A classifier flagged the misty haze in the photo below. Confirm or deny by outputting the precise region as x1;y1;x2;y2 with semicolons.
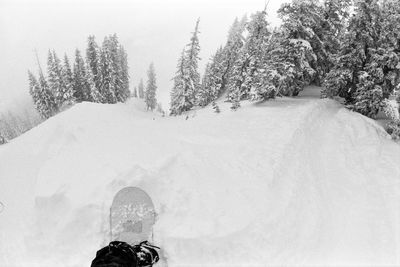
1;0;400;266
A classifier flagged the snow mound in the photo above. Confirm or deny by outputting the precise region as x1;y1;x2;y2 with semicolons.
0;96;399;266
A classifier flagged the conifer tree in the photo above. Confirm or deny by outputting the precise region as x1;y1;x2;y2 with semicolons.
28;70;56;119
170;19;201;115
62;54;75;105
98;36;117;103
220;16;247;94
73;49;92;102
118;45;130;102
196;63;212;107
228;10;271;105
47;50;72;109
323;0;399;118
184;18;201;107
170;49;189;115
138;79;145;99
145;63;157;111
133;87;138;98
86;36;101;94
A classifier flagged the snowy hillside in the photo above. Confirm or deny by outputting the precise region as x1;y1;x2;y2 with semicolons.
0;88;400;266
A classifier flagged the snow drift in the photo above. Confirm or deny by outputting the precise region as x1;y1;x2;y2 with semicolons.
0;91;399;266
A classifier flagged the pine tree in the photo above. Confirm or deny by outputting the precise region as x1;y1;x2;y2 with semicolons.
323;0;399;118
118;45;130;102
133;87;138;98
170;49;189;115
196;63;212;107
98;36;117;103
220;16;247;94
73;49;92;102
138;79;145;99
144;63;157;111
86;35;101;96
228;10;272;105
170;19;201;115
47;50;72;110
28;70;56;119
62;54;75;105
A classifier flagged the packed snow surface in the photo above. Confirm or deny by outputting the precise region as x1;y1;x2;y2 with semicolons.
1;87;400;266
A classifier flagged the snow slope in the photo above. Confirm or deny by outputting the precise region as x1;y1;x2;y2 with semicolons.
0;88;400;266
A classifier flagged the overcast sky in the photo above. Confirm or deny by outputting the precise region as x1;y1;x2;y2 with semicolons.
0;0;288;108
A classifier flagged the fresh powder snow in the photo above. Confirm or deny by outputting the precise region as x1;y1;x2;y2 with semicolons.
0;87;399;266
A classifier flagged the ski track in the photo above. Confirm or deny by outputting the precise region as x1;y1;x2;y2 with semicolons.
0;93;400;266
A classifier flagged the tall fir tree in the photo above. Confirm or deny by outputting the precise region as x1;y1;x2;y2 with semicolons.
323;0;400;118
62;54;75;105
73;49;92;102
86;35;101;100
170;49;189;115
228;10;272;105
98;36;117;103
133;86;138;98
144;63;157;111
47;50;73;110
170;19;201;115
28;70;56;119
138;79;145;99
118;45;130;101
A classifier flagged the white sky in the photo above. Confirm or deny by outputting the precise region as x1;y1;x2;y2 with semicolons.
0;0;288;108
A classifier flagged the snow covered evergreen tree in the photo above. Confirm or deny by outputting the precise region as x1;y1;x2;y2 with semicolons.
170;49;189;115
221;16;247;94
47;50;73;110
138;79;145;99
62;54;75;106
98;36;117;104
197;48;225;107
144;63;157;111
28;70;56;119
323;0;400;118
196;63;212;107
86;35;101;98
118;45;130;102
73;49;92;102
228;10;272;105
133;87;138;98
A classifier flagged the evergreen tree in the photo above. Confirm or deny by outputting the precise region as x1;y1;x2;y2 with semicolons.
228;10;272;105
138;79;145;99
47;50;72;109
145;63;157;111
118;45;130;102
133;87;138;98
196;63;212;107
170;19;201;115
86;35;101;95
98;36;117;103
323;0;400;118
28;70;56;119
220;16;247;94
62;54;75;105
184;18;201;107
170;49;189;115
73;49;92;102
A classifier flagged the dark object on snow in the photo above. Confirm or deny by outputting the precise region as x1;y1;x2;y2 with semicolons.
91;240;160;267
132;241;160;266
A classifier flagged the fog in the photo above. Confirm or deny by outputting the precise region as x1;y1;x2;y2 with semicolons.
0;0;288;109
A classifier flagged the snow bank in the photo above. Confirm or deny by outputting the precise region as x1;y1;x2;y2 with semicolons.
0;95;399;266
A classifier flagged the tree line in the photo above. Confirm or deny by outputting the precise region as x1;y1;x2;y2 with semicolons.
169;0;400;139
28;34;130;119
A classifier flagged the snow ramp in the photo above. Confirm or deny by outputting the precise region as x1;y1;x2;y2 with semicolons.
0;97;399;266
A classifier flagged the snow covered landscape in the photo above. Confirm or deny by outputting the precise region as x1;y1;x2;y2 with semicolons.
1;87;400;266
2;0;400;266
